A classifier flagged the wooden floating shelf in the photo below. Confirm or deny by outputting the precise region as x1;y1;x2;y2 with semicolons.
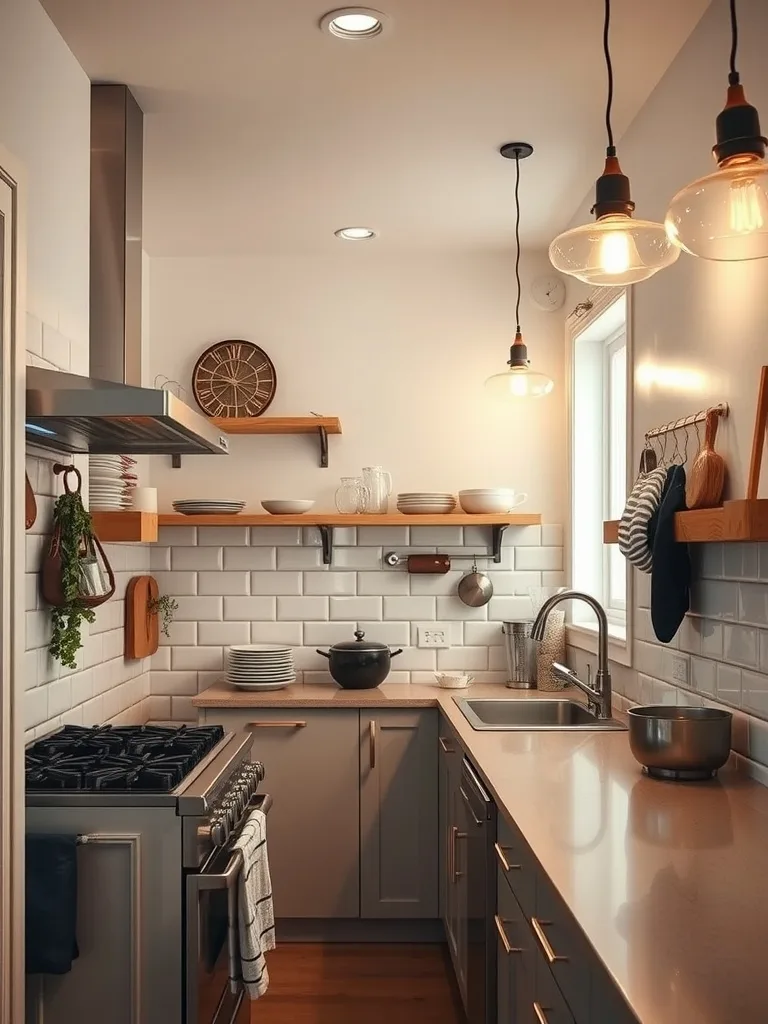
172;415;342;469
604;500;768;545
91;512;159;543
158;512;541;528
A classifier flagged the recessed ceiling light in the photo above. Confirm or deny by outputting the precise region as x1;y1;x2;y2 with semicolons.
320;8;388;40
335;227;377;240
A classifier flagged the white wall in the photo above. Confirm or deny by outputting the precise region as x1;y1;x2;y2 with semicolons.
148;251;566;522
0;0;151;733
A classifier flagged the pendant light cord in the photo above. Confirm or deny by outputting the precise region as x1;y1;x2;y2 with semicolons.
514;150;522;335
603;0;615;156
729;0;739;85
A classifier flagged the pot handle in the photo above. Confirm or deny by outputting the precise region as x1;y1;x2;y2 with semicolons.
316;649;330;659
390;648;404;657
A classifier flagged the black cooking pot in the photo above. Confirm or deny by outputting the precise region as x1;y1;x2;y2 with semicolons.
317;630;403;689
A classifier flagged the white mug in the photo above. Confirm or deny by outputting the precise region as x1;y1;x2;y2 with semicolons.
131;487;157;513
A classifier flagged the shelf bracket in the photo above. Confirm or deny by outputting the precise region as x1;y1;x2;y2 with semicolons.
318;525;334;564
171;454;182;469
491;525;508;563
318;426;329;468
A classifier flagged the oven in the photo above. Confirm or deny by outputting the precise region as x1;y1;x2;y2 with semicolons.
186;792;272;1024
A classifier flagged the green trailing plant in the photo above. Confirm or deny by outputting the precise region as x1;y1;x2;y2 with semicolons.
148;593;179;638
48;491;96;669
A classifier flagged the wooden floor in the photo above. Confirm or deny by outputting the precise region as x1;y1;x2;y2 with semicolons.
252;943;466;1023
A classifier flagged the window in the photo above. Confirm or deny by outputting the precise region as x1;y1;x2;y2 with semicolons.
568;291;631;658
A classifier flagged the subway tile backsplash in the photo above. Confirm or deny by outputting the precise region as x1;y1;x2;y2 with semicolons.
149;524;564;711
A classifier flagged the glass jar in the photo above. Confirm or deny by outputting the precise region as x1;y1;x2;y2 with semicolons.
335;477;368;514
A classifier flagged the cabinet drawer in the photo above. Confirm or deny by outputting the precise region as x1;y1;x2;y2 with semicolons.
495;814;537;918
532;946;575;1024
531;875;591;1024
496;869;535;1022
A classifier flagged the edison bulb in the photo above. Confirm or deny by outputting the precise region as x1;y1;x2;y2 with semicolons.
550;214;679;286
665;154;768;261
484;367;554;400
598;226;633;275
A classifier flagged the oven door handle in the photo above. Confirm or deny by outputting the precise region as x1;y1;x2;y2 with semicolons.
197;793;273;891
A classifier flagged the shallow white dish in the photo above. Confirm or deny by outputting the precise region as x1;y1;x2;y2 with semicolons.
229;680;292;691
458;490;527;514
434;672;474;689
229;644;293;654
397;505;456;515
261;500;315;515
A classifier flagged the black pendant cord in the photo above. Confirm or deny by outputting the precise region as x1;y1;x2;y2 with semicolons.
514;151;522;335
603;0;615;156
729;0;739;85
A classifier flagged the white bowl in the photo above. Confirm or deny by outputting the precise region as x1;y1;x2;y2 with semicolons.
458;490;527;514
434;672;474;689
261;500;315;515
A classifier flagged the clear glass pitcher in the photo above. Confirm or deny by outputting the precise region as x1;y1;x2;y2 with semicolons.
335;477;368;514
362;466;393;514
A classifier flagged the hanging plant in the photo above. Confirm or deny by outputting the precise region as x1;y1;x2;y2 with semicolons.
148;593;179;638
42;465;115;669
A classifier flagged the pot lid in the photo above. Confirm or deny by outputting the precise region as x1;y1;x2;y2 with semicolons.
329;629;389;652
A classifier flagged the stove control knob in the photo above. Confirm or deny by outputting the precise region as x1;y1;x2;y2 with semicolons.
210;818;227;847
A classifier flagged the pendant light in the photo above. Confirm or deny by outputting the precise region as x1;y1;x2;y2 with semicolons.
549;0;679;286
485;143;554;400
665;0;768;262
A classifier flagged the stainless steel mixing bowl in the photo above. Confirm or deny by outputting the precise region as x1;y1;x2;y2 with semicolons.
627;705;732;781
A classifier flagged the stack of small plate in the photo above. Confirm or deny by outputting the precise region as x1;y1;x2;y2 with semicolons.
89;455;137;511
396;492;457;515
226;645;295;691
173;499;246;516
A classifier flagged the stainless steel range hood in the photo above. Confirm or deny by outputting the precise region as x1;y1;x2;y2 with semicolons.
25;84;227;458
26;367;229;456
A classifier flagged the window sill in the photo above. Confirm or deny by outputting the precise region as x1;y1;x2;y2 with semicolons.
566;622;632;668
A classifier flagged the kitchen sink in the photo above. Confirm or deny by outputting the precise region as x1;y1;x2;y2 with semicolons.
455;698;627;732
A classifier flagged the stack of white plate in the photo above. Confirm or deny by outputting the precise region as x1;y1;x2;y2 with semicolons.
396;492;457;515
226;645;295;691
173;500;246;516
89;455;137;511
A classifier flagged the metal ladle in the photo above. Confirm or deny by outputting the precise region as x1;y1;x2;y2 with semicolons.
457;559;494;607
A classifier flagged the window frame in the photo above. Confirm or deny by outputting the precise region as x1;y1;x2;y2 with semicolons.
565;286;633;667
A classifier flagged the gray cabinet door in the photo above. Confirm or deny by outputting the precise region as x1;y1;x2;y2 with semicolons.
439;729;462;962
202;708;360;919
360;709;439;919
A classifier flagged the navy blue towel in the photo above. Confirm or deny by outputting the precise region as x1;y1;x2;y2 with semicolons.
25;834;79;974
651;465;691;644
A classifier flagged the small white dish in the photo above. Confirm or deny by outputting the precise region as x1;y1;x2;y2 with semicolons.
261;500;316;515
434;672;474;689
458;490;527;514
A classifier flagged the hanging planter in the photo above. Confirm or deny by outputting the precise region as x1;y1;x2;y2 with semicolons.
42;464;115;669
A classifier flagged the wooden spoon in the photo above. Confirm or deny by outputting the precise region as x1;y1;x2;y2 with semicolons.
686;411;726;509
25;472;37;530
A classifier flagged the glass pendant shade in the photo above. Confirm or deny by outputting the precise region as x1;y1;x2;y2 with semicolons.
665;154;768;261
550;213;680;286
484;366;554;399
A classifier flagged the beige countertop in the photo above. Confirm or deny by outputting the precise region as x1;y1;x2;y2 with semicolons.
195;681;768;1024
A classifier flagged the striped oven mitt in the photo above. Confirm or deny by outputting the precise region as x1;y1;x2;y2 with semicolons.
617;466;667;573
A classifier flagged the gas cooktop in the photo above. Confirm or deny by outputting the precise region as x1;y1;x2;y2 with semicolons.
25;724;225;793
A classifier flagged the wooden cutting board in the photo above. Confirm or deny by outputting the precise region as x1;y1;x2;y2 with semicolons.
25;473;37;530
125;575;159;659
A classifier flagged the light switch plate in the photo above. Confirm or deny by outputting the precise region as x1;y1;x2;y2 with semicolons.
417;624;452;648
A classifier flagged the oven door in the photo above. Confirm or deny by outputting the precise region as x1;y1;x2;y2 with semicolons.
186;793;272;1024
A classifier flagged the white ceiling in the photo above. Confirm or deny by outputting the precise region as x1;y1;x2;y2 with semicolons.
42;0;710;256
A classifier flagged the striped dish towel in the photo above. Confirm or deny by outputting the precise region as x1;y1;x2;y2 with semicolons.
232;809;275;999
617;466;667;573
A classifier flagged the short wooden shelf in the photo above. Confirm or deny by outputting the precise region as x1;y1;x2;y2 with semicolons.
157;512;542;564
604;500;768;544
172;415;342;469
91;511;159;543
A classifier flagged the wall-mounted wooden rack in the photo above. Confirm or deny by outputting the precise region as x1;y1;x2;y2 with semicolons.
604;500;768;545
157;512;542;564
91;512;159;543
171;416;342;469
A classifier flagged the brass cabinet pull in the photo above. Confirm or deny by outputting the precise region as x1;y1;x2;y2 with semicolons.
448;825;455;883
370;720;377;770
531;917;568;964
453;829;467;882
533;1002;551;1024
494;842;522;872
247;721;306;729
438;736;454;754
494;914;522;955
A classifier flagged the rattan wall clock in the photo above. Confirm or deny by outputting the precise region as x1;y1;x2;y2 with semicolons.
192;340;277;418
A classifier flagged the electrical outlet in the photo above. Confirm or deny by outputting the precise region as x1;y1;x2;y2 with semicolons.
671;655;689;686
417;624;451;648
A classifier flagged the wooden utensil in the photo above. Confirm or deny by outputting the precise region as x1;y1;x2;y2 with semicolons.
25;473;37;530
686;411;726;509
125;575;160;659
747;366;768;500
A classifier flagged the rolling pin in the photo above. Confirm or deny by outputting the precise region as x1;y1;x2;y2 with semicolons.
406;554;451;574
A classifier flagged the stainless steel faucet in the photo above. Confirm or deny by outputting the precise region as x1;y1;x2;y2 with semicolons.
531;590;613;720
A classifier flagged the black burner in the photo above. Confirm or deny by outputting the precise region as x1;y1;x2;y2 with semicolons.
25;725;225;792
